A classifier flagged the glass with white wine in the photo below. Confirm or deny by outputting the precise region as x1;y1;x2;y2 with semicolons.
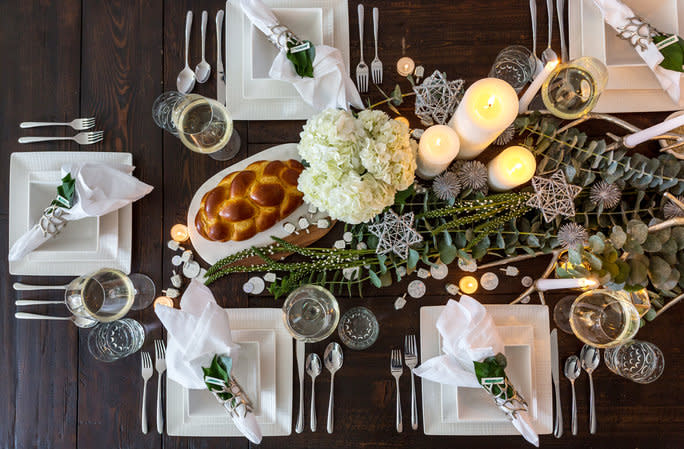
282;285;340;343
541;56;608;119
569;289;641;348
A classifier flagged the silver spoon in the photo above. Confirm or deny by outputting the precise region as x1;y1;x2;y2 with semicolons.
306;353;322;432
529;0;543;75
541;0;559;65
15;312;97;328
194;11;211;83
580;345;600;434
324;342;343;434
556;0;568;62
564;355;581;436
177;11;196;94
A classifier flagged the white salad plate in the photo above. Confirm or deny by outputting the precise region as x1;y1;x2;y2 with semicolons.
420;304;552;436
167;308;293;437
569;0;684;112
225;0;350;120
8;152;132;276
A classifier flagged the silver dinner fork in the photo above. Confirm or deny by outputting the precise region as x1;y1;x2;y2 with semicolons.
370;7;382;85
390;349;403;433
355;4;369;93
20;117;95;130
154;340;167;434
141;352;153;434
404;335;418;431
18;131;104;145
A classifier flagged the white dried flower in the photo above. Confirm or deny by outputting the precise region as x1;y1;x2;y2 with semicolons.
557;222;588;249
432;171;461;200
589;181;621;209
495;124;515;146
663;195;684;219
456;160;488;191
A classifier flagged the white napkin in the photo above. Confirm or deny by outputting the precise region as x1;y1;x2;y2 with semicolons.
8;161;153;261
155;280;262;444
414;296;539;447
239;0;363;111
593;0;681;103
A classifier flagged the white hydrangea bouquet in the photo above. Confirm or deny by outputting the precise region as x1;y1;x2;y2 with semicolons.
297;109;417;224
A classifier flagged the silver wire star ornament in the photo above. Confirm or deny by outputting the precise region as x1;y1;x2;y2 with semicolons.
368;210;423;259
413;70;465;126
527;170;582;222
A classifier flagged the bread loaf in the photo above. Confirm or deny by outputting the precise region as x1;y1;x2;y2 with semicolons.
195;159;305;242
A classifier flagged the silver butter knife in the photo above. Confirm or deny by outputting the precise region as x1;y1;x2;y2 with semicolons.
550;328;563;438
216;10;226;106
295;340;305;433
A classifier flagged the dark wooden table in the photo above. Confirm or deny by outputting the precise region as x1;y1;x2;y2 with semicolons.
2;1;684;448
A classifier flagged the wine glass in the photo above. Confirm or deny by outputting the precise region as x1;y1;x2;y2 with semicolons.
282;285;340;343
569;289;640;348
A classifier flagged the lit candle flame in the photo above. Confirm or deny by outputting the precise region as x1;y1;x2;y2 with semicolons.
485;95;496;109
507;162;523;175
435;137;442;147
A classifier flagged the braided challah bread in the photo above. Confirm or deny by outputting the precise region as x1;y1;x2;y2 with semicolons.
195;159;305;242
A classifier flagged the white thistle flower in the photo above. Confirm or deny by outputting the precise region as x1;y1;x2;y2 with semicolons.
456;161;488;191
663;195;684;219
589;181;621;209
495;124;515;146
557;222;588;249
432;172;461;200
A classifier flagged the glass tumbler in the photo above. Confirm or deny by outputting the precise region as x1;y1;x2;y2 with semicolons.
569;289;641;348
282;285;340;343
338;306;379;350
604;340;665;384
489;45;536;92
541;56;608;119
88;318;145;362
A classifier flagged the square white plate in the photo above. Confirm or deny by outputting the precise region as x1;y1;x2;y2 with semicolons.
8;152;132;275
225;0;350;120
420;304;552;436
167;308;293;437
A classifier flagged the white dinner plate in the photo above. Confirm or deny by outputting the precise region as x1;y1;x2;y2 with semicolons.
8;152;132;275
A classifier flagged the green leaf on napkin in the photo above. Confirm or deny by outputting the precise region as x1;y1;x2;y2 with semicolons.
202;354;234;401
654;33;684;73
286;40;315;78
51;173;76;209
473;354;514;399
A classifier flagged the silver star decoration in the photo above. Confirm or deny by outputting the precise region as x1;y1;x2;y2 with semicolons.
527;170;582;222
413;70;465;126
368;210;423;259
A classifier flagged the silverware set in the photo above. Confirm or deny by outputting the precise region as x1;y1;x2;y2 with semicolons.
298;342;343;433
177;9;218;94
561;342;600;436
390;334;420;433
529;0;566;75
140;340;167;434
355;4;383;93
18;117;103;145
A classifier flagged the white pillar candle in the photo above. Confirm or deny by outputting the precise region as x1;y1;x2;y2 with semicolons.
487;146;537;191
536;278;597;291
416;125;460;179
519;59;559;113
624;112;684;148
448;78;519;160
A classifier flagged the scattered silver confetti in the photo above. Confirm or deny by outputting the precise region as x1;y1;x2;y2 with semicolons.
171;255;183;266
558;222;588;250
414;65;425;81
520;295;531;304
242;281;254;294
170;271;182;288
282;222;296;234
308;203;318;214
408;280;426;298
417;268;430;279
334;240;346;249
431;263;449;280
181;250;193;263
445;283;460;295
367;210;424;260
411;128;425;139
264;272;277;283
298;217;310;231
317;218;330;228
501;266;519;276
394;294;407;310
164;288;180;299
343;231;354;243
248;277;265;294
494;124;515;146
183;260;201;278
167;240;184;251
356;242;368;250
521;276;533;287
343;267;360;280
413;70;465;126
527;170;582;222
396;266;407;277
480;272;499;290
432;171;461;201
589;181;622;209
458;257;478;272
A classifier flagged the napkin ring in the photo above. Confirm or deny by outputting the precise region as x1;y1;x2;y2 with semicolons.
616;17;656;52
267;24;305;53
482;377;529;419
39;207;68;238
210;376;254;419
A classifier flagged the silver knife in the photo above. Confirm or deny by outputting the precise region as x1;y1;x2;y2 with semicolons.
216;10;226;106
296;340;305;433
550;328;563;438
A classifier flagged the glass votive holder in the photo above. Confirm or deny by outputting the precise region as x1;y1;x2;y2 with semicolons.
541;56;608;119
88;318;146;362
338;306;379;350
604;340;665;384
489;45;536;92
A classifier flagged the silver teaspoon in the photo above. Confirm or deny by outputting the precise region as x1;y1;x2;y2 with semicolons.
177;11;196;93
564;355;581;436
541;0;559;65
580;345;600;434
194;11;211;83
306;353;322;432
324;342;343;434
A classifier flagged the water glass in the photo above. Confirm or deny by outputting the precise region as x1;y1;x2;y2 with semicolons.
604;340;665;384
88;318;145;362
541;56;608;119
338;306;379;350
282;285;340;343
489;45;536;92
569;289;640;348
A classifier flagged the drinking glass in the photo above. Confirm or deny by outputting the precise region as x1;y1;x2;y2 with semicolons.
604;340;665;384
152;91;241;161
338;306;379;350
541;56;608;119
88;318;146;362
569;289;640;348
282;285;340;343
489;45;536;92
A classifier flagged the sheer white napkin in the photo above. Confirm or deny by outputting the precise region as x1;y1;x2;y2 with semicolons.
239;0;363;111
414;296;539;446
155;280;262;444
8;161;153;261
593;0;681;103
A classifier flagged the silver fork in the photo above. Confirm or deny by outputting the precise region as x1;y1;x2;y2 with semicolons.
154;340;167;434
18;131;104;145
370;7;382;85
141;352;153;434
20;117;95;130
390;349;403;433
404;335;418;431
355;4;369;93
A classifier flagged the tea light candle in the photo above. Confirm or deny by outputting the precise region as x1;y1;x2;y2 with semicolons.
416;125;460;179
487;146;537;191
394;116;410;127
397;57;415;77
459;276;479;294
170;224;189;242
448;78;519;159
518;59;559;113
624;113;684;148
154;296;175;308
535;278;597;291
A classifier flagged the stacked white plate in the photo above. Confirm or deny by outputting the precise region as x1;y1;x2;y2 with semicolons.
8;152;132;276
420;304;553;435
166;308;293;437
569;0;684;112
225;0;350;120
